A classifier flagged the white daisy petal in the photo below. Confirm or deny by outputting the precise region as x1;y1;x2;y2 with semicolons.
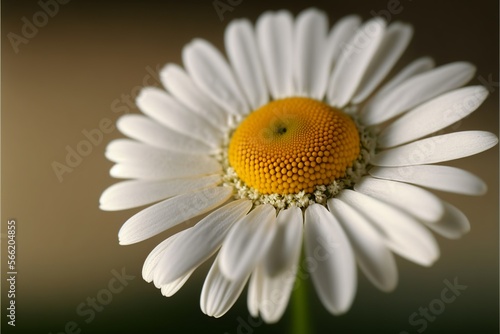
328;199;398;292
225;19;268;110
201;255;250;318
255;207;303;323
369;165;487;196
374;56;435;98
324;15;362;65
109;161;220;180
259;264;298;323
117;114;212;154
100;175;222;211
118;186;232;245
362;62;476;125
309;15;361;99
142;233;181;283
137;87;222;146
327;17;386;108
152;200;252;286
264;207;303;277
256;10;294;99
294;8;328;98
105;139;198;163
105;139;153;163
304;204;356;315
160;64;228;127
160;270;194;297
106;140;221;180
378;86;489;148
354;176;444;223
372;131;498;166
338;190;439;266
352;22;413;104
424;202;470;239
219;204;277;281
247;266;264;318
183;39;250;116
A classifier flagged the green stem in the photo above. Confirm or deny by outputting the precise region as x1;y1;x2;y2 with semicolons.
291;268;313;334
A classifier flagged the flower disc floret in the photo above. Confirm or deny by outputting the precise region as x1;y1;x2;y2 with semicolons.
228;97;360;195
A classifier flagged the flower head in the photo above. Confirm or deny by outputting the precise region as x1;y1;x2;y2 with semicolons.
100;8;498;323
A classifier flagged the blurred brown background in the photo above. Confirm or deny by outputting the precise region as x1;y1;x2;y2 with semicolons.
2;0;498;333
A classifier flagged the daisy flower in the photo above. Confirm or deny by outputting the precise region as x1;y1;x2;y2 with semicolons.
100;8;498;323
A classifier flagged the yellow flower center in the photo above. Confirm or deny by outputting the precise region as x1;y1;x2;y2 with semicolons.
228;97;360;195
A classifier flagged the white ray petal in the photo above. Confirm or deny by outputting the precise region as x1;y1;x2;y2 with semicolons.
260;263;299;324
369;165;487;196
247;266;264;318
117;114;212;154
142;233;181;283
257;207;303;323
200;255;250;318
424;202;470;239
105;139;201;163
118;186;232;245
324;15;362;67
328;199;398;292
338;189;439;266
136;87;222;146
311;15;361;99
219;205;277;281
152;200;252;286
354;177;444;222
378;86;489;147
304;204;356;315
160;270;194;297
362;62;476;126
100;175;221;211
183;39;250;116
327;17;386;108
160;63;228;127
294;8;328;98
225;19;268;110
256;10;294;99
106;139;221;180
373;56;435;99
109;161;220;180
264;207;303;277
352;22;413;104
372;131;498;167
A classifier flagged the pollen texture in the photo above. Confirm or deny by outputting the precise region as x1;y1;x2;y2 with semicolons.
228;97;360;195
